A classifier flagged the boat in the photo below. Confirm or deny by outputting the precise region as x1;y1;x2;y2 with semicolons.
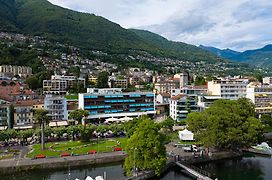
249;142;272;156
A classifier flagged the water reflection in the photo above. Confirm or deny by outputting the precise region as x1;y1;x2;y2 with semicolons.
197;155;272;180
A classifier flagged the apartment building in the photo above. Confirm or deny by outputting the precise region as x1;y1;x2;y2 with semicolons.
171;85;208;97
154;80;180;94
44;95;68;121
43;75;85;95
14;105;34;129
79;88;156;120
0;99;10;129
263;77;272;85
246;82;272;115
169;94;199;121
208;78;249;100
197;95;222;111
0;65;32;78
108;77;128;89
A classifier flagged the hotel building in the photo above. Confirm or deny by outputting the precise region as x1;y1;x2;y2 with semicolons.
78;88;156;120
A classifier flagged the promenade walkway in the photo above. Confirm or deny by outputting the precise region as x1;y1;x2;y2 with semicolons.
0;151;126;175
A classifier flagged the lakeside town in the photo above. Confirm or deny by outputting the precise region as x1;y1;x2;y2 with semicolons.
0;61;272;179
1;0;272;179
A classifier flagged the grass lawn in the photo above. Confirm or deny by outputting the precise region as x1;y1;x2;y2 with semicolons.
27;137;127;158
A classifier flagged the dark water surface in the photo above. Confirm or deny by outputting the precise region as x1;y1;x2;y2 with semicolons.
197;155;272;180
2;155;272;180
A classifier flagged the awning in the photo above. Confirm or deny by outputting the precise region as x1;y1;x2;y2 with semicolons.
118;116;133;122
49;121;68;127
105;117;119;123
14;125;33;130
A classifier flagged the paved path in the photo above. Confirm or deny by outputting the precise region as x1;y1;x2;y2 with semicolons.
0;151;126;168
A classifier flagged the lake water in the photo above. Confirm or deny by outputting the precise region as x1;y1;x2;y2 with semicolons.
2;155;272;180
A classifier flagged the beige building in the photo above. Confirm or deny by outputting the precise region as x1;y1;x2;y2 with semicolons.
208;78;249;100
0;65;32;78
246;82;272;115
14;105;34;129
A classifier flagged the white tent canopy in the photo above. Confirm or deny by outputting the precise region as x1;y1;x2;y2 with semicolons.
85;176;94;180
179;129;194;141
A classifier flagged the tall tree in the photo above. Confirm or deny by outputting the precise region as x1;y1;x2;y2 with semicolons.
124;118;166;176
96;71;109;88
69;109;89;125
187;98;263;149
33;109;50;150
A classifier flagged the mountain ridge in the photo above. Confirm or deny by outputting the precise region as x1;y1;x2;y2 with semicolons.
0;0;225;63
199;44;272;66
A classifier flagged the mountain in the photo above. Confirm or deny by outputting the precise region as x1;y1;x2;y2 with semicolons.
0;0;224;63
200;44;272;66
199;45;241;61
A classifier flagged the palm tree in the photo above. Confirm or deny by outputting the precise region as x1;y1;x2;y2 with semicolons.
33;109;50;150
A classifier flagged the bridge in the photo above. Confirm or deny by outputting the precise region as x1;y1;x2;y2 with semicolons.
176;161;215;180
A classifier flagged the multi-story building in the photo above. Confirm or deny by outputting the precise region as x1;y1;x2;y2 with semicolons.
169;94;199;121
208;78;249;100
0;99;10;129
263;77;272;85
156;93;171;104
171;85;208;97
43;75;85;95
0;65;32;78
154;80;180;94
14;105;34;129
197;95;222;111
44;95;68;121
174;72;189;88
246;82;272;115
78;88;156;120
108;77;128;89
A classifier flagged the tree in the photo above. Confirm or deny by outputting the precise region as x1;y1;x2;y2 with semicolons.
25;75;39;90
194;76;206;86
124;118;166;176
96;71;109;88
33;109;50;150
187;98;263;149
69;109;89;124
260;114;272;127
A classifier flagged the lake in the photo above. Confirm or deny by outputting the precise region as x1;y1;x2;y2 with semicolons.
2;154;272;180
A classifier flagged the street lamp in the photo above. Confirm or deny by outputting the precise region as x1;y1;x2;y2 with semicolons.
133;148;137;177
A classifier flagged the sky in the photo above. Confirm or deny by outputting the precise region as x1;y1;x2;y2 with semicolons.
48;0;272;51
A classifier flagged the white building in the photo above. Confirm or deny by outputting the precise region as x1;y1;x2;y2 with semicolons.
171;85;208;97
79;88;156;121
263;77;272;85
246;82;272;115
208;78;249;100
43;75;85;95
170;94;199;121
44;95;68;121
197;95;222;111
156;93;171;104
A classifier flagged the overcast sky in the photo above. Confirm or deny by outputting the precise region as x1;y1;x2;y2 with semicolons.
48;0;272;51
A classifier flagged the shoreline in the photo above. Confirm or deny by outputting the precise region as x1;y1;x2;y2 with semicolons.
0;151;126;175
0;150;243;178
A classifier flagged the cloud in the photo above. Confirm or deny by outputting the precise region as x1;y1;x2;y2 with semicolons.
48;0;272;51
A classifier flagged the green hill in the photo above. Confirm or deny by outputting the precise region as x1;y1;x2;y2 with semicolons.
0;0;224;63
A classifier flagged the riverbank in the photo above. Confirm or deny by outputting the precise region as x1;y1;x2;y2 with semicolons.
0;151;126;175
